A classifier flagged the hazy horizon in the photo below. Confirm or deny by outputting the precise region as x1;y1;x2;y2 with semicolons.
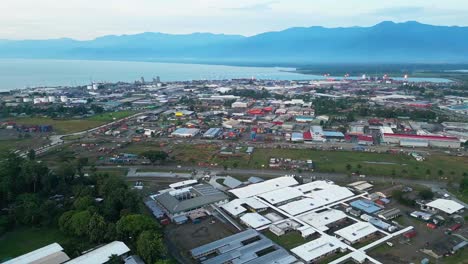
2;0;468;40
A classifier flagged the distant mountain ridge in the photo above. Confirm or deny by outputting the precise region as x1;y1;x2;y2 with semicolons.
1;21;468;64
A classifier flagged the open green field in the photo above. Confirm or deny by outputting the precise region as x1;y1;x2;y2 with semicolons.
0;139;31;152
12;111;138;134
263;231;313;249
86;110;136;122
0;227;68;261
118;142;468;180
14;117;105;134
444;249;468;264
250;148;468;180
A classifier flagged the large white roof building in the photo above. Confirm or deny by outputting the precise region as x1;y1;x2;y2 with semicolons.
299;209;348;232
229;176;298;199
291;236;347;263
66;241;130;264
425;199;465;215
258;187;303;205
334;222;379;245
240;213;272;229
221;198;268;217
3;243;70;264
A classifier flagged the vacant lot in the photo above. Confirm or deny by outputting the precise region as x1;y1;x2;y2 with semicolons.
250;148;468;180
0;227;68;261
114;142;468;181
12;111;137;134
86;110;136;122
14;117;105;134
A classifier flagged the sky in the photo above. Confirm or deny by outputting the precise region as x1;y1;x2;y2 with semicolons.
1;0;468;40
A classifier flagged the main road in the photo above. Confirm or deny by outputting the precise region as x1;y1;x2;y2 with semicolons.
95;164;467;208
18;111;150;158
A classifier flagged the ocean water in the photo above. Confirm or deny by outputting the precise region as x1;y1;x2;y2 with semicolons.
0;59;451;91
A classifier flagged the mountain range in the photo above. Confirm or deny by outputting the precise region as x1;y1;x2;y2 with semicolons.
1;21;468;65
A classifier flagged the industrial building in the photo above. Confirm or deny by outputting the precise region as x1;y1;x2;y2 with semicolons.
154;183;228;220
229;176;299;199
350;199;382;214
3;243;70;264
334;222;380;245
240;213;272;228
310;126;326;142
66;241;130;264
382;133;461;148
190;229;297;264
347;181;374;192
377;208;402;221
221;197;269;217
423;199;465;215
299;209;348;232
202;128;223;138
170;128;200;138
279;182;354;216
291;236;347;263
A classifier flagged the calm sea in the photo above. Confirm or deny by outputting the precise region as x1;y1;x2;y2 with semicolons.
0;59;451;91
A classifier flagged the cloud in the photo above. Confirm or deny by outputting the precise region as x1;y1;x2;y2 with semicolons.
224;1;279;12
371;6;426;16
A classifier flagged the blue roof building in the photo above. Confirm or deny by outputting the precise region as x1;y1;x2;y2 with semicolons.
350;199;382;214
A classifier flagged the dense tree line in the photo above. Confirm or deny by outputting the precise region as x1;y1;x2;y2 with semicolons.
0;152;170;263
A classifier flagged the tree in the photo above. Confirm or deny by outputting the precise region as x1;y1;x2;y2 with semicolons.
73;196;94;211
141;151;168;165
419;189;435;200
69;210;92;237
460;177;468;194
87;213;107;243
137;231;168;264
106;254;123;264
116;214;158;244
345;164;352;171
59;210;76;235
27;149;36;161
14;193;41;225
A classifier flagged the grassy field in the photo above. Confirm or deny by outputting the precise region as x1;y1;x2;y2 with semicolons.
263;231;313;249
14;117;105;134
0;227;68;261
444;249;468;264
118;142;468;180
12;111;137;134
86;110;136;122
249;148;468;180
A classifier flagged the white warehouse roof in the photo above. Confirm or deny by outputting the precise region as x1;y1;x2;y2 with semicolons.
229;176;298;199
299;209;348;232
426;199;464;214
258;187;303;205
66;241;130;264
280;185;354;216
221;198;268;217
334;222;379;244
3;243;69;264
240;213;272;229
291;236;347;263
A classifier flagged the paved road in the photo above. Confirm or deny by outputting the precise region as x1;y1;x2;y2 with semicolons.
19;111;148;158
127;167;192;179
96;164;452;191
